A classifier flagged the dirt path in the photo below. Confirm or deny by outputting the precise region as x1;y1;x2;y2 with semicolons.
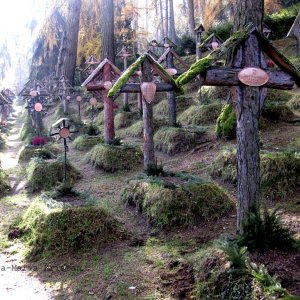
0;102;53;299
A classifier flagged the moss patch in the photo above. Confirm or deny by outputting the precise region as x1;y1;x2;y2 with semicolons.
287;94;300;111
266;89;293;103
210;150;300;200
86;144;143;172
121;173;233;227
0;168;10;195
72;135;103;151
114;111;140;129
18;197;125;259
27;159;81;191
154;126;208;155
262;102;295;122
215;104;236;139
178;103;223;126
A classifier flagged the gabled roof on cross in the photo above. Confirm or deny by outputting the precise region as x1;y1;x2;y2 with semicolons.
85;55;99;65
157;47;189;70
287;11;300;38
107;53;182;98
82;58;122;87
199;33;223;51
158;37;177;48
195;24;205;32
177;28;300;87
0;91;10;105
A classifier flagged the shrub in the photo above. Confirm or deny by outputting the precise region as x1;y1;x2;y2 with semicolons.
85;123;99;136
72;135;103;151
0;168;10;195
215;104;236;139
287;94;300;111
176;34;196;56
210;150;300;200
27;158;81;191
18;197;125;258
85;144;143;172
121;173;233;227
154;126;207;155
265;89;293;103
206;21;233;41
178;103;223;126
262;103;295;122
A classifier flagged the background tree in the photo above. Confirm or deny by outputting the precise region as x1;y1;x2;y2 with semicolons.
187;0;196;36
99;0;115;62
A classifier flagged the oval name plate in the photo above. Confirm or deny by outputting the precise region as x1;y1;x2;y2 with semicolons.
34;103;43;112
141;82;157;104
59;127;70;139
238;67;269;87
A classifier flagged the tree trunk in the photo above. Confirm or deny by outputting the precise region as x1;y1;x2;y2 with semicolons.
56;31;66;78
187;0;196;36
99;0;115;62
232;0;264;233
103;63;115;143
166;50;176;126
63;0;81;85
123;57;129;107
165;0;169;37
159;0;165;38
169;0;177;42
142;59;155;169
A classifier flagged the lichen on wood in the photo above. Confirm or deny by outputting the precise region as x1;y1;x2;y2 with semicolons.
107;55;146;98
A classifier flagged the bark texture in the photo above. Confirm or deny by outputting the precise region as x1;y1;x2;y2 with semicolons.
187;0;195;36
233;0;264;233
142;59;155;168
63;0;81;84
99;0;115;62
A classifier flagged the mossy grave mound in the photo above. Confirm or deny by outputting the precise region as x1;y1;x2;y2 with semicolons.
120;118;169;138
72;134;103;151
121;172;233;227
153;96;195;119
19;143;62;161
115;110;140;129
178;103;223;126
27;158;81;191
287;94;300;111
0;168;10;195
18;197;125;259
86;144;143;172
210;150;300;200
154;126;208;155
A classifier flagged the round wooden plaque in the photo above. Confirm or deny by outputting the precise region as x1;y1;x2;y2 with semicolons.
166;68;178;76
76;96;82;102
238;67;269;87
59;127;70;139
89;97;97;106
66;96;71;100
34;103;43;112
104;81;113;90
30;90;38;97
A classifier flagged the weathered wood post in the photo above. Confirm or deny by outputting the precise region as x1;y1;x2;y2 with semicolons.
141;59;155;167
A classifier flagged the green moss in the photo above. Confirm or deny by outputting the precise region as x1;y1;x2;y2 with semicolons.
215;104;237;139
18;197;124;259
114;111;140;129
85;144;143;172
178;103;223;125
266;89;293;103
262;102;295;122
121;173;233;227
96;111;104;125
108;55;146;98
27;158;81;191
154;126;207;155
19;143;62;161
176;55;213;86
72;135;103;151
0;168;10;195
210;150;300;200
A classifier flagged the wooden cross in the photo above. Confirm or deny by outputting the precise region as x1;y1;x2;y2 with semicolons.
82;59;122;143
176;27;300;230
198;33;223;60
107;54;181;168
194;24;205;61
84;55;100;75
117;47;134;108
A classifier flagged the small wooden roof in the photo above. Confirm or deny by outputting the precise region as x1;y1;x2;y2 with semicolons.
287;11;300;39
158;37;177;48
85;55;100;65
148;39;159;47
116;47;133;57
199;33;223;51
107;53;182;98
195;24;205;32
157;47;189;70
82;58;122;87
176;28;300;87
